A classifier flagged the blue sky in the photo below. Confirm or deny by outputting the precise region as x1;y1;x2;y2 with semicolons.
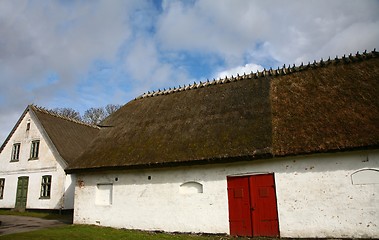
1;0;379;143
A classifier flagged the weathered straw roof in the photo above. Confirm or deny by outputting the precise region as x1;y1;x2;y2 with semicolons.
67;50;379;172
31;105;101;164
0;105;100;165
271;53;379;156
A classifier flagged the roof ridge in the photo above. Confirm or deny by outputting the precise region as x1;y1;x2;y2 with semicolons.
29;104;100;129
135;48;378;100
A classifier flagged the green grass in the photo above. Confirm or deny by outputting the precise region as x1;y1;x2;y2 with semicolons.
0;210;56;218
0;210;261;239
0;224;252;240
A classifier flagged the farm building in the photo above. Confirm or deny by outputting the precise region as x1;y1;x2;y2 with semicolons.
67;50;379;238
0;105;99;212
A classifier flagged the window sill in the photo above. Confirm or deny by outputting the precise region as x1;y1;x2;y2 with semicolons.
28;158;39;161
10;160;19;162
39;197;50;200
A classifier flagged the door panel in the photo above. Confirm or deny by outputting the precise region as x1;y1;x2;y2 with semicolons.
15;176;29;211
227;174;279;237
250;174;279;237
227;176;252;236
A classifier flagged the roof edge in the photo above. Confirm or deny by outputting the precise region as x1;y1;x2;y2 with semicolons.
30;104;100;129
28;105;69;168
66;153;273;174
0;106;29;154
273;144;379;159
135;49;378;100
66;144;379;174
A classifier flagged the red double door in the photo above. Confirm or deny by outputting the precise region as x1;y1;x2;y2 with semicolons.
227;174;279;237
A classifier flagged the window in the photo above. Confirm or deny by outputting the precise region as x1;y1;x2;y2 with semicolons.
26;119;30;131
30;140;40;160
11;143;21;161
0;178;4;199
40;175;52;199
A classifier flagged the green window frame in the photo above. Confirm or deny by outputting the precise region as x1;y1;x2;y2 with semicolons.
29;140;40;160
40;175;51;199
11;143;21;162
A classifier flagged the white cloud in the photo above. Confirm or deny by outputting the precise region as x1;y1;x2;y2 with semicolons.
125;39;161;82
157;0;269;66
0;0;146;97
156;0;379;67
0;0;145;143
0;0;378;144
215;63;264;79
124;37;189;94
258;1;379;65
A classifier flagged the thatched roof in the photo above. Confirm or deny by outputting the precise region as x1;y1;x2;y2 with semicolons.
67;50;379;172
271;54;379;156
0;105;100;165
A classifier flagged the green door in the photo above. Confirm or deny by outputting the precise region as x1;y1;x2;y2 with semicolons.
15;176;29;211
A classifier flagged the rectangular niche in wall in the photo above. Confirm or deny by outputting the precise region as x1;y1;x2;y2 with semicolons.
96;183;113;205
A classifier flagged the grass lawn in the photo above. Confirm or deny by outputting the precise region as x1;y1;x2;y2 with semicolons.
0;224;246;240
0;210;256;239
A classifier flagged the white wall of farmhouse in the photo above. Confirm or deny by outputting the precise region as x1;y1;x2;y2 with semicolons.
0;111;74;210
74;150;379;238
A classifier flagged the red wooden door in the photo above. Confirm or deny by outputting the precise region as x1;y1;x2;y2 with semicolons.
227;176;252;236
227;174;279;237
249;174;279;237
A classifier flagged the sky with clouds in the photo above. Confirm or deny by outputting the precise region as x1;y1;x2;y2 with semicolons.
0;0;378;144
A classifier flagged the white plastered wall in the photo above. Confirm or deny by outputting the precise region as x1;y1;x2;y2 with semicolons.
0;111;74;209
74;150;379;238
63;173;76;209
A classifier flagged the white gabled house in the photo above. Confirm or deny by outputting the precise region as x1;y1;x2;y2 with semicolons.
68;51;379;238
0;105;99;212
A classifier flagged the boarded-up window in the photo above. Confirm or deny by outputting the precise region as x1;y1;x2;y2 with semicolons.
96;184;113;205
351;169;379;185
179;181;203;194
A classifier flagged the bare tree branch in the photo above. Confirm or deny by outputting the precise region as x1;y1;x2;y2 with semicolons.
83;107;106;125
51;108;82;121
105;104;121;115
49;104;121;125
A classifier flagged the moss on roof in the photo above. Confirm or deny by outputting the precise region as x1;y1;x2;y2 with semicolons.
271;57;379;156
69;76;272;170
68;51;379;172
0;105;100;166
31;106;100;164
